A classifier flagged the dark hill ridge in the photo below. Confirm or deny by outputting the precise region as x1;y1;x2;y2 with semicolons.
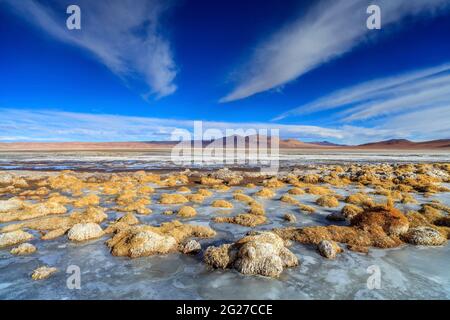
356;139;450;149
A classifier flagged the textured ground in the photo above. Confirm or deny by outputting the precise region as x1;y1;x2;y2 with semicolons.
0;163;449;299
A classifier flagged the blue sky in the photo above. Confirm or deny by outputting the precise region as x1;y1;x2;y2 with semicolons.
1;0;450;144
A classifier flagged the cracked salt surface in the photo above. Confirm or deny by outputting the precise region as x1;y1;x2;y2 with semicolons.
0;183;449;299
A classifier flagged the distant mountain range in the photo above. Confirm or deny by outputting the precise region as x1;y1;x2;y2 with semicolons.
0;137;449;151
356;139;450;149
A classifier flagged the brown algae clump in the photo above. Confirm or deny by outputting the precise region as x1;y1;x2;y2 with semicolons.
255;188;275;198
305;186;332;195
213;213;267;227
316;195;339;208
288;188;305;195
211;200;233;208
280;194;300;205
177;206;197;218
159;193;189;204
107;220;216;258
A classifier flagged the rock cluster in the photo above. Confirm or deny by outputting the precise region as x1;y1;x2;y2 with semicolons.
0;230;34;248
10;243;37;255
204;231;298;278
67;223;104;241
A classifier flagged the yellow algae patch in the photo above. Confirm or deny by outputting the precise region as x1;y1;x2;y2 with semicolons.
115;198;151;215
106;220;216;258
316;196;339;208
178;206;197;218
233;193;254;204
263;178;285;188
117;213;140;225
19;187;50;199
41;228;69;240
104;213;140;235
133;171;161;184
137;185;155;195
255;188;275;198
305;186;332;195
186;194;205;203
302;174;321;184
280;194;300;205
212;184;230;192
211;200;234;208
425;202;450;214
197;189;213;197
177;186;191;193
159;193;189;204
341;204;364;220
48;173;84;194
47;193;72;205
162;174;189;187
227;177;243;186
213;214;267;227
401;193;418;204
0;200;67;223
248;202;265;215
2;206;107;240
115;190;137;206
288;188;305;195
345;192;374;206
73;194;100;208
298;203;316;214
200;177;223;185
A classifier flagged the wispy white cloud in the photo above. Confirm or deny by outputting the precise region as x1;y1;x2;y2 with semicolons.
0;108;448;144
378;105;450;140
275;63;450;121
220;0;450;103
2;0;177;99
0;108;344;142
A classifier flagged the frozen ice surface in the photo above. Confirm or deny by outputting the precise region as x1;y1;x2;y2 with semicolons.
0;183;449;300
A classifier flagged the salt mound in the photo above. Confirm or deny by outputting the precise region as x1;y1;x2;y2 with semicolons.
68;223;104;241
